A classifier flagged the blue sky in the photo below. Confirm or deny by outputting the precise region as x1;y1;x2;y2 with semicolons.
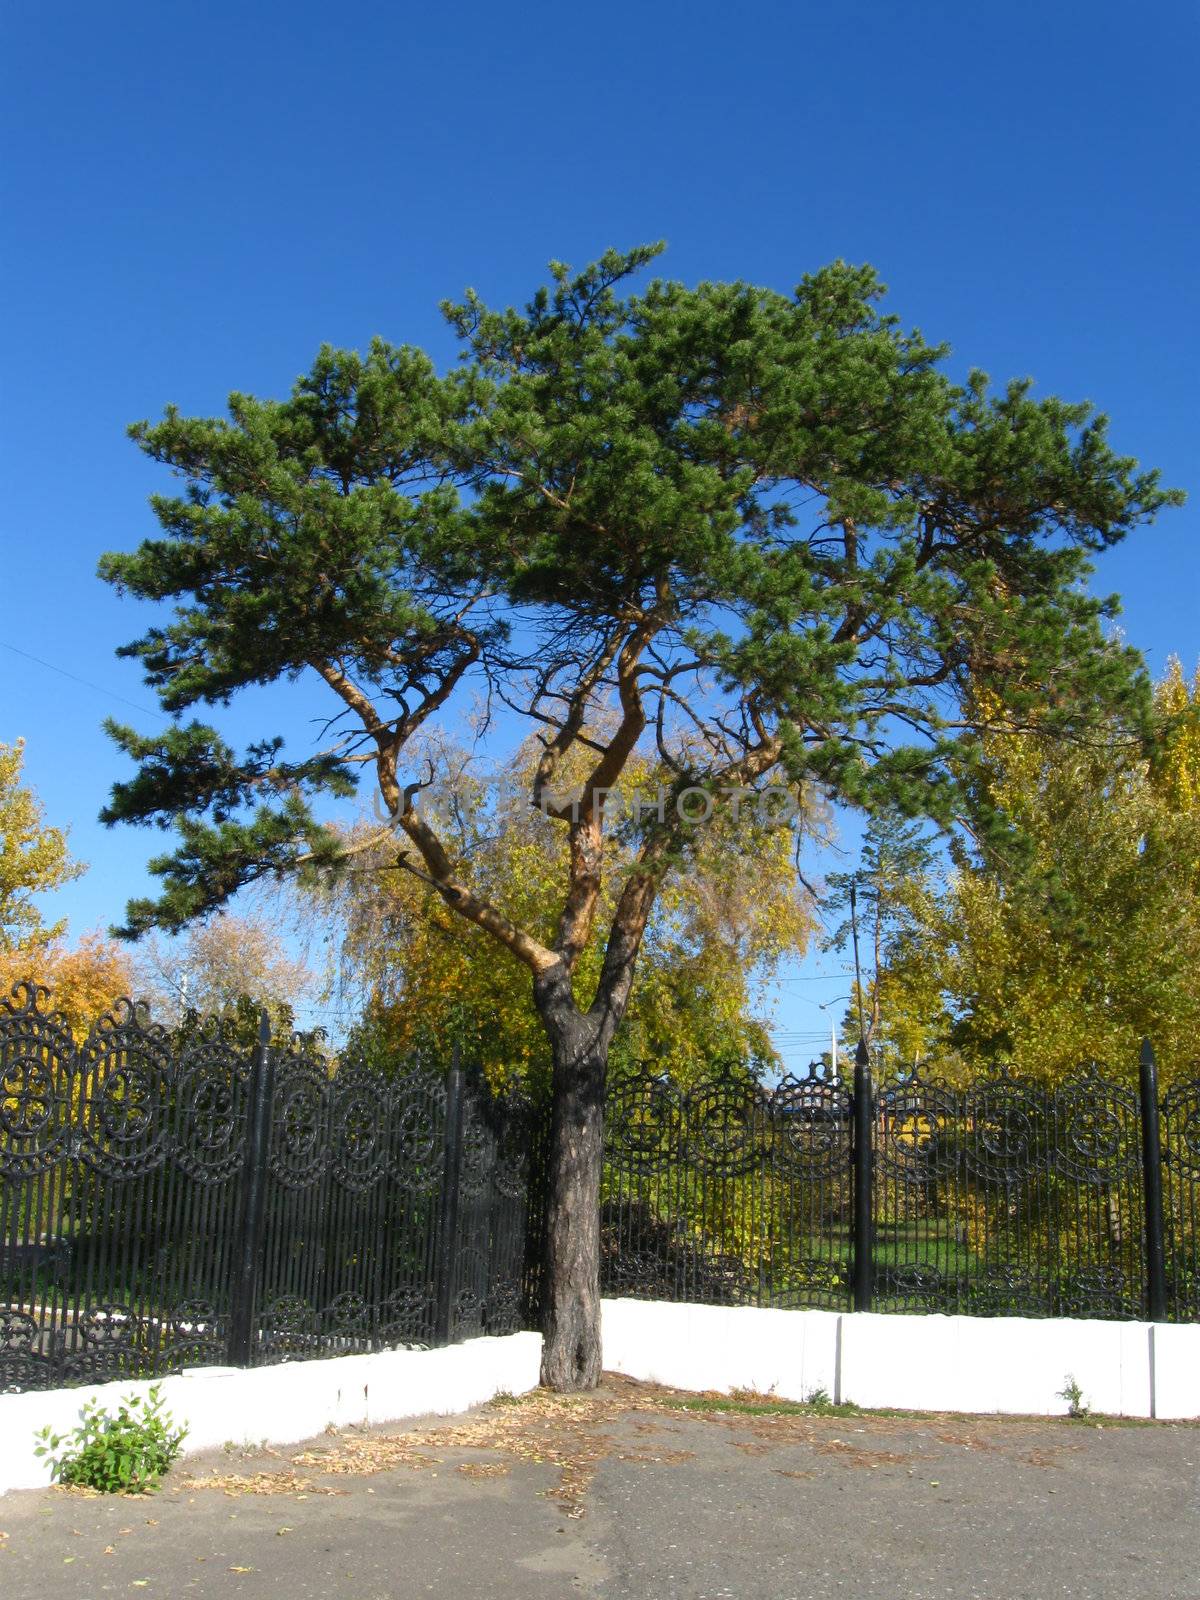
2;1;1197;1057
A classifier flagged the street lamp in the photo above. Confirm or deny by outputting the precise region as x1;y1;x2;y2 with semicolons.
817;994;853;1081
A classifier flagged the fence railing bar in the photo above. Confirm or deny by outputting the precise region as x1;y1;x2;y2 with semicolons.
226;1008;274;1367
1139;1037;1168;1323
851;1038;874;1314
433;1045;465;1347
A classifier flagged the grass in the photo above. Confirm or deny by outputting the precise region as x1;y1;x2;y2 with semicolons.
648;1388;1175;1428
656;1390;865;1419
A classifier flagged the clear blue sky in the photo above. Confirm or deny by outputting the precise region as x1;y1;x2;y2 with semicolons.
2;1;1197;1055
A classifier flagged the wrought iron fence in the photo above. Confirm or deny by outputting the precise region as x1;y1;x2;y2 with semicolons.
597;1049;1200;1324
0;983;531;1393
600;1064;852;1309
7;977;1200;1398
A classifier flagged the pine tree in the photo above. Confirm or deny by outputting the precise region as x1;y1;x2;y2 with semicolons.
99;248;1181;1385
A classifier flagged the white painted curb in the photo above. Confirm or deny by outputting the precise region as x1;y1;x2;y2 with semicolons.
600;1298;1200;1421
0;1331;542;1496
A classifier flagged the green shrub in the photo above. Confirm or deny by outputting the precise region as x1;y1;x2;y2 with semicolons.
1057;1374;1090;1420
35;1385;186;1493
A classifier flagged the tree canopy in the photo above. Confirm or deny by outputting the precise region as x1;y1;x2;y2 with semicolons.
0;930;136;1042
101;248;1178;967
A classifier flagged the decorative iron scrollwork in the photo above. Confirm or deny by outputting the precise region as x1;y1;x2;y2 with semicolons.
388;1077;445;1192
78;1001;172;1178
964;1077;1048;1185
9;976;1197;1396
1055;1067;1139;1183
877;1071;960;1181
965;1265;1042;1317
458;1098;493;1199
605;1067;682;1172
0;980;74;1178
0;1307;42;1391
485;1277;522;1335
322;1291;371;1342
769;1070;851;1174
1163;1083;1200;1177
259;1294;320;1356
876;1261;947;1310
175;1030;246;1183
330;1063;389;1191
159;1300;224;1369
770;1259;849;1308
77;1303;142;1348
685;1070;764;1177
452;1246;488;1339
378;1285;431;1345
1;983;542;1391
1057;1265;1137;1321
493;1098;532;1198
270;1042;330;1188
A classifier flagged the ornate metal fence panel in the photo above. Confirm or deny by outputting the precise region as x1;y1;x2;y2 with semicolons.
0;984;533;1393
599;1062;852;1310
436;1074;532;1343
1;985;249;1391
1162;1079;1200;1321
250;1034;448;1363
873;1065;1145;1318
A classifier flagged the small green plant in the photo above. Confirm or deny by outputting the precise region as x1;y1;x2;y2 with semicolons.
35;1385;186;1493
1058;1374;1090;1419
804;1385;838;1414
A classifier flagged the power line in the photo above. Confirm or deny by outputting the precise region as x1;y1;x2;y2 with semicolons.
0;639;166;720
756;974;853;984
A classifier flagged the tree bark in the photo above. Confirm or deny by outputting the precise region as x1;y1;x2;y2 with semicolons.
535;974;609;1391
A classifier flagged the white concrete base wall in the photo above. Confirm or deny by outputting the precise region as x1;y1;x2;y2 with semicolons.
0;1331;541;1497
600;1298;841;1403
600;1298;1200;1422
5;1305;1196;1495
1152;1323;1200;1420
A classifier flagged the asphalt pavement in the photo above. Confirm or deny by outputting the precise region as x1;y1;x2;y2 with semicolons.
1;1377;1196;1600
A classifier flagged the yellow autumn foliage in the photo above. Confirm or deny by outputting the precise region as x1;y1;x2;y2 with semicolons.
876;663;1200;1087
320;738;819;1091
0;930;136;1042
0;738;83;960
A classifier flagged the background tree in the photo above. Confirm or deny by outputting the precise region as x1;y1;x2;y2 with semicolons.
320;734;818;1091
822;811;944;1074
868;662;1200;1084
0;930;135;1041
1153;655;1200;816
0;738;83;961
134;909;314;1038
99;247;1179;1387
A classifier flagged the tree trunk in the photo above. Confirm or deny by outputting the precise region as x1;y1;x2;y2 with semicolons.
536;978;608;1391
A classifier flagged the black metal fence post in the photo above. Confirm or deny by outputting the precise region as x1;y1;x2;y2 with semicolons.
1139;1037;1168;1322
227;1009;274;1367
433;1046;465;1346
851;1037;874;1314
